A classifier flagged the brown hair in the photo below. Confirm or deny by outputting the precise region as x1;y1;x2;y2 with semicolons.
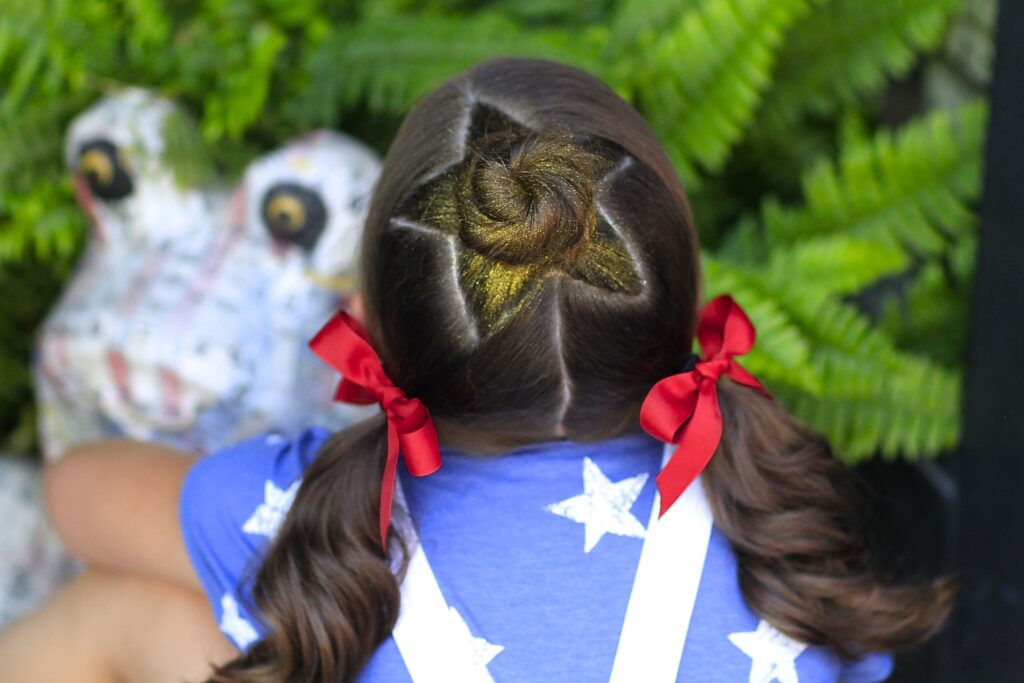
210;58;952;681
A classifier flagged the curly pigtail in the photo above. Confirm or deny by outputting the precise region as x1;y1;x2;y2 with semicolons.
209;415;407;683
705;380;955;658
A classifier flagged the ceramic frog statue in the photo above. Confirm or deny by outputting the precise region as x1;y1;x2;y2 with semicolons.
0;89;380;627
34;88;381;459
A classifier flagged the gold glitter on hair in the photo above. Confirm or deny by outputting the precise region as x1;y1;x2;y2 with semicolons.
392;102;642;333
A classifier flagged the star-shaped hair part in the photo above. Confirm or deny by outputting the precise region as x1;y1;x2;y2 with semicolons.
391;101;643;334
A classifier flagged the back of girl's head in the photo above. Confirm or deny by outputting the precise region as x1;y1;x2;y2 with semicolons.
360;58;699;446
211;58;953;683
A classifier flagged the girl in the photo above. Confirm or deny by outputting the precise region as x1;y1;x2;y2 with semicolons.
0;58;951;682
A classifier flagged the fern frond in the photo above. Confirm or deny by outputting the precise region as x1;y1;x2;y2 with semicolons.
298;13;601;125
201;22;288;140
880;235;975;366
761;236;909;297
707;254;961;460
122;0;172;48
0;100;75;192
760;99;985;254
607;0;701;55
778;350;960;461
783;293;960;460
0;175;84;264
625;0;813;186
759;0;962;130
484;0;614;26
0;0;123;109
703;256;822;395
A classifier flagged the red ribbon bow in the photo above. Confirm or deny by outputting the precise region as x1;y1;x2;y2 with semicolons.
640;295;767;516
309;311;442;548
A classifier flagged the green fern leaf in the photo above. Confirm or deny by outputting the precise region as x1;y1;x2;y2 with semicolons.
761;99;986;254
776;291;960;460
761;236;909;297
2;36;47;115
879;235;975;366
299;13;601;125
607;0;701;56
0;175;85;264
707;252;962;460
625;0;813;186
123;0;172;48
759;0;962;129
202;22;288;140
703;256;823;395
778;358;960;462
0;100;76;192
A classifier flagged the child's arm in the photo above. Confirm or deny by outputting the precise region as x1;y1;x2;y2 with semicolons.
42;440;202;590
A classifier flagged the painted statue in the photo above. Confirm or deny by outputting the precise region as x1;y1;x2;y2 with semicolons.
35;88;380;458
0;88;380;626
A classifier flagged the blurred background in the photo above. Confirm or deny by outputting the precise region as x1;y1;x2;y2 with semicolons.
0;0;1014;680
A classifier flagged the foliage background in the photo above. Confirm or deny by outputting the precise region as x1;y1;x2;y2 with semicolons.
0;0;993;461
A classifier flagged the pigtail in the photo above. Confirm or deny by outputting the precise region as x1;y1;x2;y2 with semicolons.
209;414;408;683
703;379;955;658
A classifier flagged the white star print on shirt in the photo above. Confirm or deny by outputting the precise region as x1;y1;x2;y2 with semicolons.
220;593;259;649
242;480;299;537
729;619;808;683
545;457;648;552
448;606;504;670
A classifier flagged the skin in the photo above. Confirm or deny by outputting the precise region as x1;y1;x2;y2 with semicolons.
0;443;237;681
0;296;367;681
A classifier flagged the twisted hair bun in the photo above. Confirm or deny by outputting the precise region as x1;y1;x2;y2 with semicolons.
390;101;640;333
455;130;612;266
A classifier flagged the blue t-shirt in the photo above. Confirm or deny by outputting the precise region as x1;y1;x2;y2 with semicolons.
180;427;892;682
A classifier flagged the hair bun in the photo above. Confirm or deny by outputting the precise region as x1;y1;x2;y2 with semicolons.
454;131;609;266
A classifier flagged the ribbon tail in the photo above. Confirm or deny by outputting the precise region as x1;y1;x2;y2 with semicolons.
656;381;723;516
379;422;401;550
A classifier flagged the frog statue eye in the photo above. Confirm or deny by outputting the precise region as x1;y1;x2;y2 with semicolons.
77;139;135;201
260;183;328;250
